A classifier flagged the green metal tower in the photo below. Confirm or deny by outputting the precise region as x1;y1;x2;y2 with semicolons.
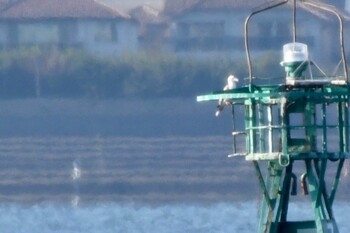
197;1;349;233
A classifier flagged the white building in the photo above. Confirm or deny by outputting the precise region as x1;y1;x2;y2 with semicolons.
163;0;342;64
0;0;139;55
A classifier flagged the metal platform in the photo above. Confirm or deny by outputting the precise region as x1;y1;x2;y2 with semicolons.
197;1;349;232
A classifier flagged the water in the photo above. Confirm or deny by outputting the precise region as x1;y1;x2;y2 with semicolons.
0;136;256;203
0;136;349;232
0;98;232;137
0;202;349;233
0;202;255;233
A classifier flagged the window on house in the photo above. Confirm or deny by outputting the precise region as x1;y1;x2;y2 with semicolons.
251;20;292;50
19;22;59;44
189;22;224;37
94;22;118;43
58;21;78;46
110;23;118;41
177;21;225;38
175;21;226;51
6;23;19;47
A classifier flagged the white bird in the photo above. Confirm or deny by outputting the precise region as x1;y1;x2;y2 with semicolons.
215;75;239;117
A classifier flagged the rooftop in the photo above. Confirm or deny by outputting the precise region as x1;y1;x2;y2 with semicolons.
130;5;166;24
0;0;130;20
163;0;267;16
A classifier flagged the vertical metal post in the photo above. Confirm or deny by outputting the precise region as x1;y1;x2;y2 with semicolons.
330;159;345;205
256;161;283;233
259;103;266;153
280;97;289;167
267;104;273;154
322;93;327;154
344;99;349;152
341;101;349;152
338;102;345;153
278;162;294;223
255;161;272;233
304;90;316;152
249;100;257;154
232;106;237;154
306;160;327;233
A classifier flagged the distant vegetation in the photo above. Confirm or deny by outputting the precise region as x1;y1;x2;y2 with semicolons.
0;48;285;99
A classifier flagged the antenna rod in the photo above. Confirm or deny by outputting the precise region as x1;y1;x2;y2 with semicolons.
301;0;348;82
293;0;296;43
245;0;289;84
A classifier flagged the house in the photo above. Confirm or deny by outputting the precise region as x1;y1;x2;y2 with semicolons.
0;0;139;55
129;5;169;51
163;0;344;64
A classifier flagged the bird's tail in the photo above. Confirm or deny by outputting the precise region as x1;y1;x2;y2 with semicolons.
215;104;224;117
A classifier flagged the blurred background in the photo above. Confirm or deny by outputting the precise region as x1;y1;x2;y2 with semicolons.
0;0;349;232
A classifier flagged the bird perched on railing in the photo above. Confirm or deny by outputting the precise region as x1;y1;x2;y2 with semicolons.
215;74;239;117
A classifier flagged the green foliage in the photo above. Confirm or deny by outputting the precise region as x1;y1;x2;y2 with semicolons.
0;48;284;99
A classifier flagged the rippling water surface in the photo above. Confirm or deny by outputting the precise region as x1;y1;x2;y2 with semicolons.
0;202;349;233
0;136;256;203
0;136;349;232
